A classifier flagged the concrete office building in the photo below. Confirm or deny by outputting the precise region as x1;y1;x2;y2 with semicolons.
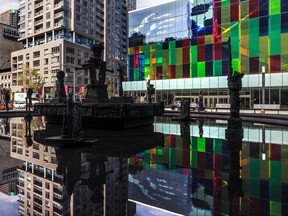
0;9;19;28
124;0;288;109
11;0;106;99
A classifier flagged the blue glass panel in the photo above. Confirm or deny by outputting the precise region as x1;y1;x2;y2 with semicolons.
259;0;269;16
281;12;288;33
259;16;269;36
205;44;213;61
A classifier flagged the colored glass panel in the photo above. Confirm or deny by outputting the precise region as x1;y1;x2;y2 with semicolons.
249;18;259;57
176;64;182;78
197;62;205;77
230;0;239;22
249;0;259;18
191;46;198;77
240;0;249;20
270;55;281;73
183;47;190;64
213;60;222;76
176;48;183;65
270;0;281;15
270;35;281;56
259;36;269;58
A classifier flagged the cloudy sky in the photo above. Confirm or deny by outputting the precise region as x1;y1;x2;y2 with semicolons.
0;0;19;14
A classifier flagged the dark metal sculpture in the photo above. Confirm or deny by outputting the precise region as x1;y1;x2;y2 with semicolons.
177;99;191;120
61;94;82;139
146;78;155;103
227;37;244;121
82;43;108;102
225;37;244;213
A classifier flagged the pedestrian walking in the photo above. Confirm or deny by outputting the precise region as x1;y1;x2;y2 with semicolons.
4;90;10;111
198;91;205;112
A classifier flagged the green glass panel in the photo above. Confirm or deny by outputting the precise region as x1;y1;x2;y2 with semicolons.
191;137;197;150
144;150;150;168
250;158;260;178
270;161;281;181
144;45;150;58
221;0;230;6
270;182;282;202
231;22;240;58
190;46;197;77
213;60;222;76
241;19;249;39
197;138;206;152
156;43;162;65
232;59;240;72
156;148;162;170
169;148;176;171
197;62;205;77
169;40;175;49
133;68;139;81
169;48;176;65
270;201;281;215
269;14;281;36
269;0;280;15
191;150;198;168
270;35;281;56
144;67;150;79
249;19;259;57
250;179;260;197
213;139;222;154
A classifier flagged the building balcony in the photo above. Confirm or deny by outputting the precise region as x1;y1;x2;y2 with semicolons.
34;10;43;17
35;28;43;34
34;19;43;26
54;12;64;19
35;2;43;9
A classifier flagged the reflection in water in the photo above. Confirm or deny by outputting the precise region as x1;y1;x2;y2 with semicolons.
10;118;163;215
1;117;288;215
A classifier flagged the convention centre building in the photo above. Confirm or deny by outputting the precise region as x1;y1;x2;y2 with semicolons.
123;0;288;109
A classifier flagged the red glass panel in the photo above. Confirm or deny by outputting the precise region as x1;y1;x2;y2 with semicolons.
230;0;239;22
183;47;190;64
270;55;281;73
168;65;176;79
249;0;259;18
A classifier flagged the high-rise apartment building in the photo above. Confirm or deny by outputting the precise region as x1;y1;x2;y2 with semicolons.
0;9;19;28
127;0;136;11
12;0;129;100
105;0;129;95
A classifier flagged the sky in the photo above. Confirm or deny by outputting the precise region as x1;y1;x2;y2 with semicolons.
0;0;19;14
0;0;174;13
0;192;18;216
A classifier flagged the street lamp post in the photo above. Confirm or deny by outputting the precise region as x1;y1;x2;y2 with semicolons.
262;66;265;104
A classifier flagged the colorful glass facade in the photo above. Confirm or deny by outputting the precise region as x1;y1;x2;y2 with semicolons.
128;0;288;81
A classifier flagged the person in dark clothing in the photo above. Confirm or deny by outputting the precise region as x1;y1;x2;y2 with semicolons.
198;91;205;111
4;90;10;111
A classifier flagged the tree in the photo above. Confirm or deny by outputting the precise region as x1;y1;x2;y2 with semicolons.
19;62;45;98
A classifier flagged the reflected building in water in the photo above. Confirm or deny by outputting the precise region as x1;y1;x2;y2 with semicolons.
129;120;288;215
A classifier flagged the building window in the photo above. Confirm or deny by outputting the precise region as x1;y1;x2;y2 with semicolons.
33;60;40;67
33;51;40;58
32;152;40;159
46;22;50;28
52;46;60;54
46;12;50;19
18;55;23;61
66;47;75;54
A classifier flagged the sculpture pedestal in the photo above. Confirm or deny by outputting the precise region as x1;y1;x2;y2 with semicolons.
83;84;108;103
